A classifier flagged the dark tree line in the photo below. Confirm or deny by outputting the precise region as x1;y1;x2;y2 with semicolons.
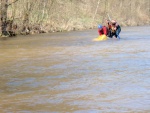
0;0;150;37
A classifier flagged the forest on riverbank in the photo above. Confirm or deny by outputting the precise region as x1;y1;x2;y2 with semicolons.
0;0;150;37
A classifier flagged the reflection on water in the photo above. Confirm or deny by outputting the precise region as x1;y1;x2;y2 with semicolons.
0;26;150;112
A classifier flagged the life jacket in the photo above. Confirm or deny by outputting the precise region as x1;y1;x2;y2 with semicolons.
98;26;108;36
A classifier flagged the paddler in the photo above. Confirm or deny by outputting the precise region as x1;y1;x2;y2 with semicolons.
110;20;121;39
98;24;108;36
94;24;108;41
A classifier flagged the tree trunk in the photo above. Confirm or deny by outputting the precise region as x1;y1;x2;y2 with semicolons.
92;0;100;27
0;0;19;37
149;0;150;24
0;0;8;36
0;1;2;35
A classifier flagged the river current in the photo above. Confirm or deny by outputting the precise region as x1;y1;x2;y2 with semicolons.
0;26;150;113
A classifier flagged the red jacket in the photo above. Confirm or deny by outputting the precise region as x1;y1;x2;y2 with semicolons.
98;26;108;35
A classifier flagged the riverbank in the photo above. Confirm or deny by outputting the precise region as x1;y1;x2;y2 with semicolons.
0;0;149;37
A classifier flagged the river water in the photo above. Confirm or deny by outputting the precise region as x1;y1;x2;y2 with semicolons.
0;26;150;113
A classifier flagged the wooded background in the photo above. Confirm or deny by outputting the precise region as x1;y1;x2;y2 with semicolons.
0;0;150;36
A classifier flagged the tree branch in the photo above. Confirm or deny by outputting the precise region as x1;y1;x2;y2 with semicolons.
8;0;19;6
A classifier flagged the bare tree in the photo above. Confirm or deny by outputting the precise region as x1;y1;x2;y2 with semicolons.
0;0;8;36
92;0;100;26
0;0;19;36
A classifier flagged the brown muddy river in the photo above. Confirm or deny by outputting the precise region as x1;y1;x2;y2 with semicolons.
0;26;150;113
